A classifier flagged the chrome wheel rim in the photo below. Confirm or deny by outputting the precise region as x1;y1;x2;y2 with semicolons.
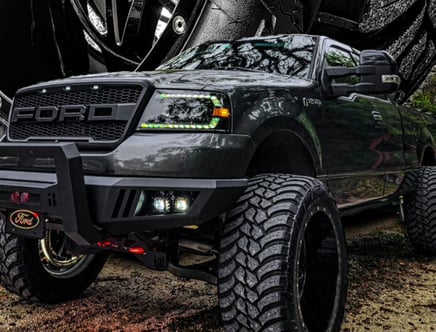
39;230;93;278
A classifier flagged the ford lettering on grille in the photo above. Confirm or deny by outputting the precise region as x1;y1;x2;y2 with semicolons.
12;104;131;122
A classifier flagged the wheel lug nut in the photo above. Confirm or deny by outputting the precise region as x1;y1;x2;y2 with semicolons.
172;15;186;35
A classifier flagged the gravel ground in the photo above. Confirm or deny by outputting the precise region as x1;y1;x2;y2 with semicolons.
0;211;435;331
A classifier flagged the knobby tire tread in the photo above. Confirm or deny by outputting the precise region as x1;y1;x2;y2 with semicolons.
218;173;346;331
0;216;107;303
404;167;436;255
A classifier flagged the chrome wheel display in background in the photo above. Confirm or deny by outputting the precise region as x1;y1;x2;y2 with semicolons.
70;0;281;71
71;0;208;70
0;0;434;100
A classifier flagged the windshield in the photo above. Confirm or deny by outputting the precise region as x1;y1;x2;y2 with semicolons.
157;35;317;78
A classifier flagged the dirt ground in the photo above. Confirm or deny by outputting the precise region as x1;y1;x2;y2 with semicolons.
0;211;435;331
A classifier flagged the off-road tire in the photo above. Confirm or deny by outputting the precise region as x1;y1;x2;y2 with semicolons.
218;174;347;331
403;167;436;255
1;1;434;99
306;0;436;100
0;215;107;303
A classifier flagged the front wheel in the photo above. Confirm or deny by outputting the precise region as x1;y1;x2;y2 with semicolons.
218;174;347;331
0;216;107;303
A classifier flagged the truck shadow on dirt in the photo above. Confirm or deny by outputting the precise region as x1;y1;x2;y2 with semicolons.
342;211;436;331
0;210;435;331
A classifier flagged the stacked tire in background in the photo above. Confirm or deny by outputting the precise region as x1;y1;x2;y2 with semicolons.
0;0;435;101
309;0;436;101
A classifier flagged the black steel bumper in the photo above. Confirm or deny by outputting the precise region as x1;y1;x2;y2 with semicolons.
0;143;247;245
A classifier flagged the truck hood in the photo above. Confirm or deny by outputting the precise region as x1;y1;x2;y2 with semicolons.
142;69;311;91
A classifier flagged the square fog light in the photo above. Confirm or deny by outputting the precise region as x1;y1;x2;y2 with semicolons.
174;197;190;213
153;196;170;214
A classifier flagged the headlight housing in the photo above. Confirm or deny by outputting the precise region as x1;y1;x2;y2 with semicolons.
137;90;231;131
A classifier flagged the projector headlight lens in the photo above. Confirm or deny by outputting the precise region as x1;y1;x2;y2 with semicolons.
137;91;230;131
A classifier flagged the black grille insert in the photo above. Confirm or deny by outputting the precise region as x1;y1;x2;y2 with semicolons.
10;84;144;142
14;86;143;107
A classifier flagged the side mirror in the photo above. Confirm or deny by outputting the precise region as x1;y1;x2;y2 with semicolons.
323;50;401;97
360;50;400;93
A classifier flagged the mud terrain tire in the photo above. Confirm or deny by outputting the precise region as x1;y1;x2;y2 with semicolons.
403;167;436;255
0;215;107;303
218;174;347;331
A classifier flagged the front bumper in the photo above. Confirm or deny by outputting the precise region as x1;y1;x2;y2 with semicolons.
0;143;247;245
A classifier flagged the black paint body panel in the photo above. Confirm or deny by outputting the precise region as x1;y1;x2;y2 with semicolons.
1;34;434;244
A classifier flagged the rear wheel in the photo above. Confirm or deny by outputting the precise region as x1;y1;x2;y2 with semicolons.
403;167;436;255
0;216;107;303
218;174;347;331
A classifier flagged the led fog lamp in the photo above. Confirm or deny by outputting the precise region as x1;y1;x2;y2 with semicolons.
153;197;170;213
137;90;230;131
133;190;198;216
174;196;190;213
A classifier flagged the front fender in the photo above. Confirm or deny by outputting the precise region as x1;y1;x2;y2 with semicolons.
232;90;323;175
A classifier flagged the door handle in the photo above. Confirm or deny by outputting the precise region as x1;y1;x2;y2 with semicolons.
372;111;383;126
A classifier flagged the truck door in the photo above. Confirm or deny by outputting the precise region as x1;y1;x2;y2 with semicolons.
317;43;386;208
367;96;405;197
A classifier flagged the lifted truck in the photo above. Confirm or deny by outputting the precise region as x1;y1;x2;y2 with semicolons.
0;34;435;331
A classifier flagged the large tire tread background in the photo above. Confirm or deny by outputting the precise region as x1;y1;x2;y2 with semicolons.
0;0;435;100
305;0;436;100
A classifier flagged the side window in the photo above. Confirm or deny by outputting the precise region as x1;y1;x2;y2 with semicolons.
325;47;360;84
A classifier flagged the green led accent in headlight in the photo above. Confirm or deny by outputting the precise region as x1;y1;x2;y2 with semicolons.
138;91;229;131
141;117;221;130
159;93;223;107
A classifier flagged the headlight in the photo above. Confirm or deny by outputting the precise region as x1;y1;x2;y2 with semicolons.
137;90;231;131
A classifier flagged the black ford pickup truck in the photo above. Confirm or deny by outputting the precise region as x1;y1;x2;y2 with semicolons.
0;34;435;332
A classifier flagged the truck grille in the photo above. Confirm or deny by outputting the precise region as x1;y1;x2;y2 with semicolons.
13;86;143;107
9;84;144;143
10;122;126;141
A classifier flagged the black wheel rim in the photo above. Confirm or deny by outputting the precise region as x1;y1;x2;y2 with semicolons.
297;238;307;301
294;208;344;331
69;0;206;69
